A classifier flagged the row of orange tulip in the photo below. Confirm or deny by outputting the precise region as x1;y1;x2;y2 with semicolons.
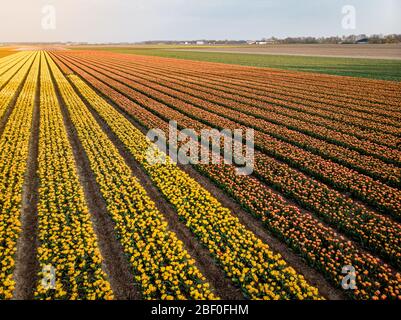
93;56;399;149
87;51;401;114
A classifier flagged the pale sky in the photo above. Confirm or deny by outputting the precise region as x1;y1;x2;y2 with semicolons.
1;0;400;43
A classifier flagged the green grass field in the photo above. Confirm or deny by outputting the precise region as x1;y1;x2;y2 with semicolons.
76;46;401;82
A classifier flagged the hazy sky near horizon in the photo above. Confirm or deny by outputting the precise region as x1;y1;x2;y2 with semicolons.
1;0;400;42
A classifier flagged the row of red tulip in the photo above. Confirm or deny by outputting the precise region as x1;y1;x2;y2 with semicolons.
87;50;401;111
69;70;322;300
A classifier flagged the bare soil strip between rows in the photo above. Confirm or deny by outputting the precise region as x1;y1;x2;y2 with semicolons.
66;71;244;300
67;62;346;300
0;55;36;137
59;54;398;226
46;56;141;300
12;54;41;300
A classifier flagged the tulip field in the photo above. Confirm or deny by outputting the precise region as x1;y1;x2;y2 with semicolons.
0;48;15;59
0;49;400;300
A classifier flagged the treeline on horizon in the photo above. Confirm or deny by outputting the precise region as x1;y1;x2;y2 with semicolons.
139;34;401;45
2;34;401;46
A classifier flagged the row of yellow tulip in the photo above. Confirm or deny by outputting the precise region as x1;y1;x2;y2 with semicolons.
46;53;216;300
34;53;113;300
81;56;400;181
0;53;36;119
67;71;322;300
0;48;18;61
0;52;26;75
0;51;26;67
0;52;39;299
